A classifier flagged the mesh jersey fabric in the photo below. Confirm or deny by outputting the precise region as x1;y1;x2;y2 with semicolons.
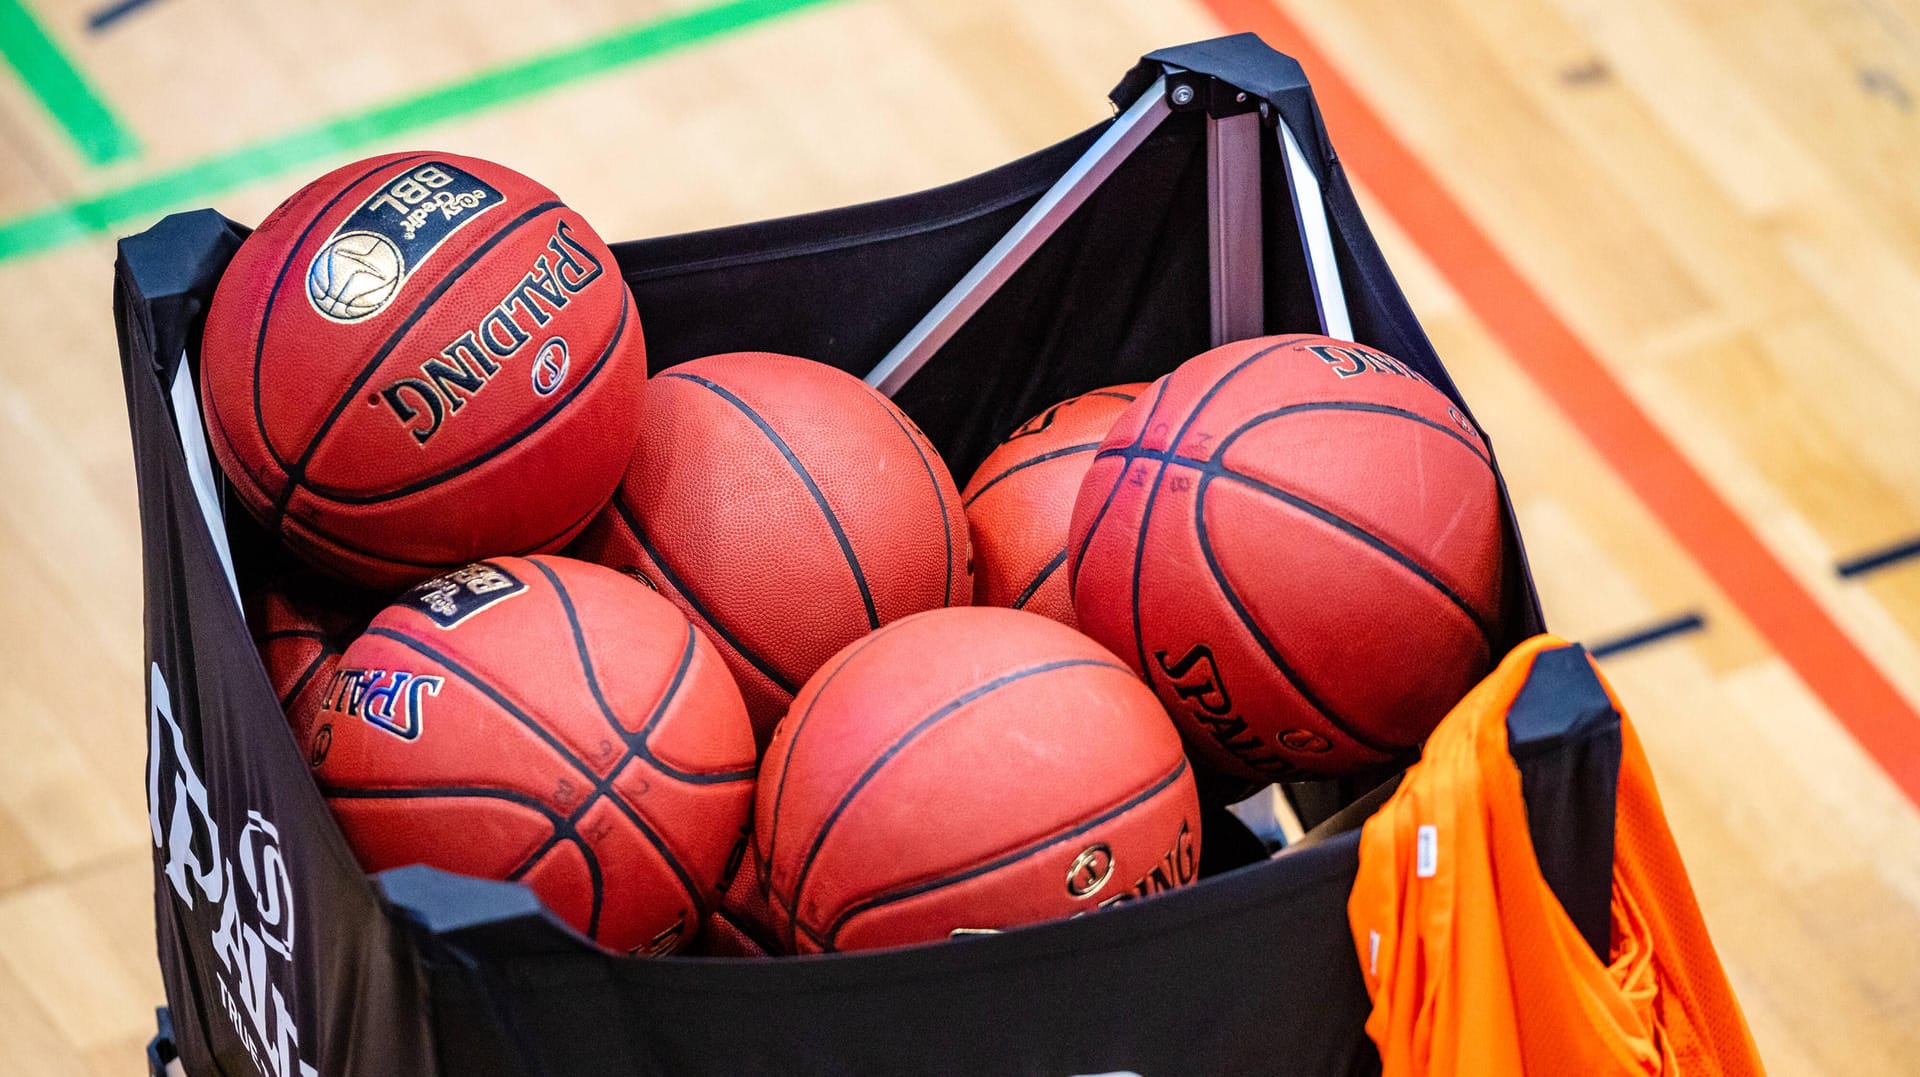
1349;635;1766;1076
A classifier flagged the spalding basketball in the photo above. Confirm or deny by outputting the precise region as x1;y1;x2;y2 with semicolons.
200;152;648;589
1069;335;1504;782
570;352;969;744
962;383;1147;625
246;571;378;760
311;555;756;955
755;606;1200;953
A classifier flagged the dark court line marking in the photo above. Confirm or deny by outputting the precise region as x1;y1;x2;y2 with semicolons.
87;0;164;32
1837;535;1920;579
1589;613;1708;660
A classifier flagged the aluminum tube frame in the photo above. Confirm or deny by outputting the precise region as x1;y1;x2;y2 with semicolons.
865;79;1173;395
1277;118;1352;340
1206;109;1265;346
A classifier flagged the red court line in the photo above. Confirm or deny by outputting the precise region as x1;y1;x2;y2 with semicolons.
1197;0;1920;809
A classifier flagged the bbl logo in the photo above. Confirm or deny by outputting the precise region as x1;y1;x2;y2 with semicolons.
307;161;504;323
402;561;527;628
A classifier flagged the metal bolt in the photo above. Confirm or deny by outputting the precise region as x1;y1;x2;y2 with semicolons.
1170;84;1196;106
1235;92;1248;103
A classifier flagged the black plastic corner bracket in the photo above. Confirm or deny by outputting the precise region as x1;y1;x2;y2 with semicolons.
1164;70;1268;120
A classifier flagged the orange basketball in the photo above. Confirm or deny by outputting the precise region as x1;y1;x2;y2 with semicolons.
246;571;378;761
1069;335;1505;782
962;383;1148;625
310;555;756;955
755;606;1200;954
199;152;647;589
570;352;969;745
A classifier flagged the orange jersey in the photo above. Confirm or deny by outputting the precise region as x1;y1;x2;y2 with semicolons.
1350;635;1765;1076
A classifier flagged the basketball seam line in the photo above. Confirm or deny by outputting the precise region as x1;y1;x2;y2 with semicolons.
660;370;881;630
1010;547;1069;611
1201;399;1491;465
962;441;1104;508
319;782;604;936
252;153;433;473
431;566;720;921
1000;388;1142;446
528;556;756;786
1068;376;1175;600
508;768;638;896
757;626;896;907
279;647;338;710
1128;341;1304;703
1208;405;1495;640
268;198;564;532
1185;472;1402;757
363;621;626;787
362;623;707;927
778;656;1130;951
867;390;955;608
815;756;1191;950
283;481;603;569
1113;444;1498;648
609;490;800;696
302;292;635;505
255;627;345;644
203;359;263;523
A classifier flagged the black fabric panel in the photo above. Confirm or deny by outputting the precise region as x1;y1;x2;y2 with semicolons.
894;112;1212;480
398;836;1376;1077
612;126;1104;383
614;113;1218;484
1199;799;1271;874
1507;645;1623;961
118;214;436;1077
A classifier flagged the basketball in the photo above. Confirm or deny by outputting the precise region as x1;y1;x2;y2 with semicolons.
1069;335;1505;782
570;352;969;744
246;571;377;760
198;151;648;589
755;606;1200;954
310;555;757;955
962;383;1148;625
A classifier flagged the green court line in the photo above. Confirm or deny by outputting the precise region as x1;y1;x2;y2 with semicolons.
0;0;139;166
0;0;843;263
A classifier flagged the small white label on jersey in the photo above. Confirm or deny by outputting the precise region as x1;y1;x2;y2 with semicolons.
1368;930;1381;976
1416;824;1438;878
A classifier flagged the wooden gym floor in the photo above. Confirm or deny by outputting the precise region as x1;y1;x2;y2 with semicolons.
3;0;1919;1072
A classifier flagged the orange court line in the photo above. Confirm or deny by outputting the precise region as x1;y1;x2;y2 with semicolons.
1197;0;1920;809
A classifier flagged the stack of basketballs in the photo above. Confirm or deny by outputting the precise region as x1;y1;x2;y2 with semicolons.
205;152;1508;957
